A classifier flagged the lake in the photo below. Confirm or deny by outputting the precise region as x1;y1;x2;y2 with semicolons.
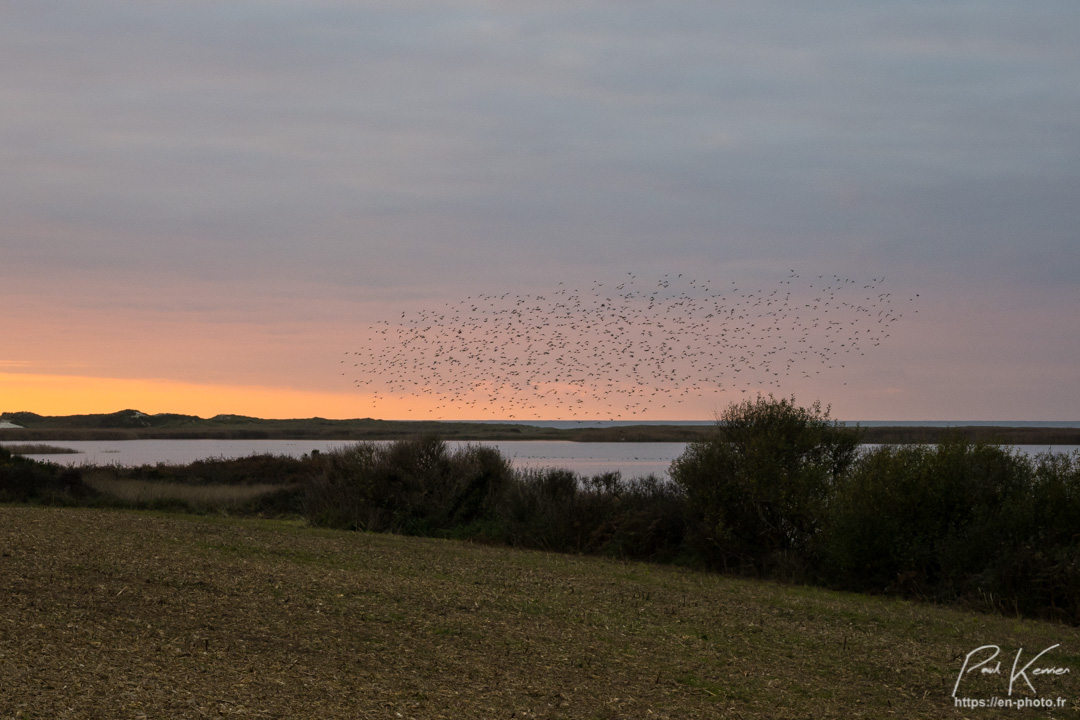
4;439;1077;480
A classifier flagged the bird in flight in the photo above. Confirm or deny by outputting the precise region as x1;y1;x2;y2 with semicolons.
344;271;918;419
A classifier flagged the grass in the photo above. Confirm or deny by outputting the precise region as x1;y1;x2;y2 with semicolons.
81;473;294;508
0;443;80;454
1;505;1077;719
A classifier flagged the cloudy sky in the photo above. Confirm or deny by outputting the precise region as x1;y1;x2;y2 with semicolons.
3;1;1078;420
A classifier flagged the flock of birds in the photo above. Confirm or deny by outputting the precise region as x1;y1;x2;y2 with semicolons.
342;271;918;419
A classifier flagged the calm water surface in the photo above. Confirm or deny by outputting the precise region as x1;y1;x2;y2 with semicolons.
4;439;1077;479
3;439;687;478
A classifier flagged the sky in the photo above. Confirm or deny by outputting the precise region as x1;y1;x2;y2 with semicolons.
2;1;1079;421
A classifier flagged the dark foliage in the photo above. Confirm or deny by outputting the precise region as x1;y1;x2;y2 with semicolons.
669;395;859;575
116;453;314;486
300;438;689;562
6;396;1080;624
0;445;96;503
487;467;687;560
821;439;1080;622
302;436;513;534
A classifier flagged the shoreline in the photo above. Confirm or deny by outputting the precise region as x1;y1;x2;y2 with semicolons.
4;422;1080;445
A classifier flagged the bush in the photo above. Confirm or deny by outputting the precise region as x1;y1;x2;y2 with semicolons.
303;437;513;534
489;467;689;560
0;445;95;503
109;453;315;487
493;467;584;551
669;395;859;574
990;450;1080;621
582;472;689;562
305;440;690;562
819;439;1080;621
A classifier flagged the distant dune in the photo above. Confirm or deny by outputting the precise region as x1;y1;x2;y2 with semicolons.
2;410;1079;445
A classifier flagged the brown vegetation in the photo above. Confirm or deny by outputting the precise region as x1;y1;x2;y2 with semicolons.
0;443;79;454
1;506;1076;719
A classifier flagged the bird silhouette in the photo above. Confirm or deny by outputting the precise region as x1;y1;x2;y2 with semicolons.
345;271;918;419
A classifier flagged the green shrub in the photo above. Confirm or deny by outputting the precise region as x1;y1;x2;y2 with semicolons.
492;466;582;551
818;438;1080;619
0;445;95;503
307;439;690;561
669;395;859;574
988;450;1080;621
818;444;934;591
302;437;513;534
490;467;688;560
581;473;689;562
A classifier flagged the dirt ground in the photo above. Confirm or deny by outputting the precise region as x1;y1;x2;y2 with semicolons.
1;506;1076;719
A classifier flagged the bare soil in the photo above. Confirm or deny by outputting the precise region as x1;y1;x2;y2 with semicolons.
1;506;1076;719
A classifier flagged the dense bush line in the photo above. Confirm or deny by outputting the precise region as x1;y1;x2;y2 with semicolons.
297;397;1080;622
0;445;95;504
303;437;688;561
4;397;1079;623
820;439;1080;621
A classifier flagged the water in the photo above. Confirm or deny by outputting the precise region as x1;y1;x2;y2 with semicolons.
0;439;684;478
3;439;1076;480
1;439;359;468
469;441;686;478
487;419;1080;429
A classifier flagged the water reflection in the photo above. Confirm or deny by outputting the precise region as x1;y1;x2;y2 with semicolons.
3;439;1076;481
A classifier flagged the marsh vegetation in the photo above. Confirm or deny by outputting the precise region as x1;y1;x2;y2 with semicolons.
3;396;1079;624
0;443;79;454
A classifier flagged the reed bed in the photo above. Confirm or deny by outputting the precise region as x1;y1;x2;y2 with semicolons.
83;473;292;507
0;443;80;454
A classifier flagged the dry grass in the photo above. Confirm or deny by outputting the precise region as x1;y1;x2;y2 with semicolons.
82;475;288;507
0;444;80;455
0;505;1077;719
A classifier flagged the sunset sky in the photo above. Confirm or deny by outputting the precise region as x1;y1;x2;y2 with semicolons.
3;2;1078;421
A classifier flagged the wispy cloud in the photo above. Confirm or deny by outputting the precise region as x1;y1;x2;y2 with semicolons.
2;1;1078;418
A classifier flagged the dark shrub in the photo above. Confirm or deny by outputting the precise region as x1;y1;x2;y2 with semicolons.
121;453;314;486
669;395;858;574
303;437;513;535
302;442;386;530
438;443;513;532
818;444;934;592
582;473;689;562
490;467;688;560
988;450;1080;621
819;438;1059;612
493;467;582;551
0;445;96;503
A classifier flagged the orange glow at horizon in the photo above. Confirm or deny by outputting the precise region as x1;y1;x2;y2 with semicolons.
0;371;747;421
1;372;715;421
0;372;420;420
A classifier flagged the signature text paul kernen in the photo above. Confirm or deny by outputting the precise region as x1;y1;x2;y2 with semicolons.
953;644;1070;698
